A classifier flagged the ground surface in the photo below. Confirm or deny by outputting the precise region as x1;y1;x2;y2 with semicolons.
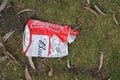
0;0;120;80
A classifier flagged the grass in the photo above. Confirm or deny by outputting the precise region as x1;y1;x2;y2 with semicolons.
0;0;120;80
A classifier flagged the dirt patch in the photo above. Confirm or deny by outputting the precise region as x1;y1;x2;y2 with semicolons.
0;2;40;79
66;65;110;80
0;3;36;36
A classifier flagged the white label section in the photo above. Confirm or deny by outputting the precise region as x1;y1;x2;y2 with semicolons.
26;35;49;57
49;36;68;58
23;25;30;52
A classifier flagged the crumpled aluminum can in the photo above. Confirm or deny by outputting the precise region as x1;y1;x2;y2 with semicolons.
23;20;78;57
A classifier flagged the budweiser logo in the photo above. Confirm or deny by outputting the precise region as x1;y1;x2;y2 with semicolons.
38;39;46;57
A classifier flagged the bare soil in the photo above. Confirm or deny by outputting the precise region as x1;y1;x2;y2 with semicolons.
0;3;36;36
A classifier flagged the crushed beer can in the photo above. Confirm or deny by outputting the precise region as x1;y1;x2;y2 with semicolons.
23;20;78;57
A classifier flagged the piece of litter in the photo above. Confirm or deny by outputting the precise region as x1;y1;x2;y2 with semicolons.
23;20;78;57
16;9;34;15
94;4;106;15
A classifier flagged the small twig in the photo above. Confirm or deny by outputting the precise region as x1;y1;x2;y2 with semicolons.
16;9;34;15
74;18;82;30
72;52;75;58
94;4;106;15
86;0;90;6
74;25;82;30
0;56;8;62
0;40;18;63
3;50;18;63
108;78;111;80
76;18;81;25
97;51;104;72
27;57;35;70
84;6;98;16
75;77;79;80
0;42;4;47
0;0;8;12
111;11;119;25
25;66;32;80
66;59;72;68
3;31;15;42
48;64;53;77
